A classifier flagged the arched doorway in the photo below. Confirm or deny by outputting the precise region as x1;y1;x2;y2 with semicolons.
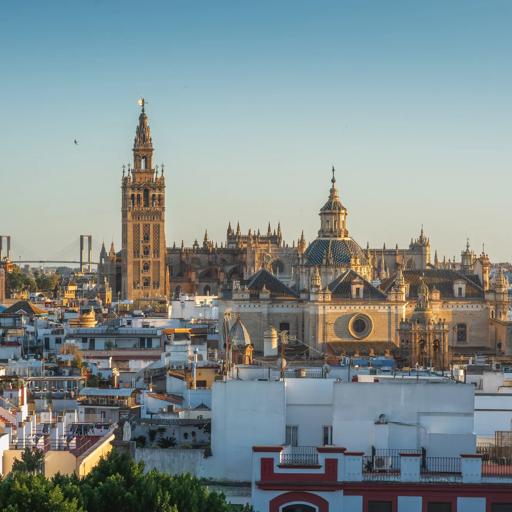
282;505;317;512
203;285;211;296
269;492;328;512
173;285;181;299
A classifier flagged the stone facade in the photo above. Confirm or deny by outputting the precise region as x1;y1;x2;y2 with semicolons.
121;100;167;301
167;223;300;298
218;172;511;366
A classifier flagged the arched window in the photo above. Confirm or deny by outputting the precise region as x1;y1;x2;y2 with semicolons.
130;194;135;208
141;156;147;170
151;194;156;207
143;262;150;273
137;194;141;206
143;188;149;207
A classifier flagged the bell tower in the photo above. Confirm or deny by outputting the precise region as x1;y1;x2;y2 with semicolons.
121;99;167;300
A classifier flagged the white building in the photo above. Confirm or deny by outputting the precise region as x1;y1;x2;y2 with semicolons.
211;379;476;483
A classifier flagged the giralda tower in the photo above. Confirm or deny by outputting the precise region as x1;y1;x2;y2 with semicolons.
121;100;167;300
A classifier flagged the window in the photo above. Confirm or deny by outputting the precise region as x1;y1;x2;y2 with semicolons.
196;380;207;388
427;504;452;512
285;425;298;447
55;337;61;344
353;318;366;333
143;262;150;273
457;287;463;297
322;425;332;446
143;277;150;288
457;323;467;343
368;502;393;512
143;246;150;257
492;505;512;512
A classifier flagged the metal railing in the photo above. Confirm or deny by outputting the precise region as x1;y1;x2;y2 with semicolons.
362;456;400;481
482;457;512;478
280;446;319;466
420;457;461;480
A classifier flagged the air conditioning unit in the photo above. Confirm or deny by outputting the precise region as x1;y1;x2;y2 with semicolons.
373;456;392;471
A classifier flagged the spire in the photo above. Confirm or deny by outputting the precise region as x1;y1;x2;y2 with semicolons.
133;98;153;171
109;241;116;258
236;222;241;236
267;222;272;236
277;222;282;237
227;221;233;236
328;166;339;202
298;230;306;254
134;99;152;149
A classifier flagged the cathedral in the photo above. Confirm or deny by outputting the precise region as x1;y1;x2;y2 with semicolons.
218;171;512;365
98;104;512;364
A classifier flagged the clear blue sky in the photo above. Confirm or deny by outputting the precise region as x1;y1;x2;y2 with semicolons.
1;0;511;262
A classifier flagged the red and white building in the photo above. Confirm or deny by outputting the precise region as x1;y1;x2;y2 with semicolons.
252;446;512;512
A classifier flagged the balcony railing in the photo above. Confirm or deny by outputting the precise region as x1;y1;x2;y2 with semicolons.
482;457;512;478
421;457;461;481
280;446;319;466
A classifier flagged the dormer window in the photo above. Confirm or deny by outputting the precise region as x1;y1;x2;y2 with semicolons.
453;279;466;298
351;281;364;299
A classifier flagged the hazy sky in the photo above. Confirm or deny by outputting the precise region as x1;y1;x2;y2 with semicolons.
1;0;511;262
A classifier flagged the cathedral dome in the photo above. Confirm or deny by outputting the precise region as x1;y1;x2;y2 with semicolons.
304;238;368;266
229;316;252;347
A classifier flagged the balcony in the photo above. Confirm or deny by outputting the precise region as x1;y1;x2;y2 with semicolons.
279;446;319;466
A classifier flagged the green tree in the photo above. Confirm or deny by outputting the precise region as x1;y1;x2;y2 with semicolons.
0;450;253;512
11;448;45;474
6;266;36;295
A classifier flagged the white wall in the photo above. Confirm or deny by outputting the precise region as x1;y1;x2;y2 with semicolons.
211;381;285;482
284;379;334;446
332;382;475;455
474;393;512;436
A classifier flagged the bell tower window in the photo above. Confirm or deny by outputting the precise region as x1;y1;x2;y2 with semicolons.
141;156;147;170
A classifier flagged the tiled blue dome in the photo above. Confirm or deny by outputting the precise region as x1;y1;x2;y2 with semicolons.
304;238;368;266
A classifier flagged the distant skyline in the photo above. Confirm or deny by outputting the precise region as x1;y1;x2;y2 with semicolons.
1;0;511;262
